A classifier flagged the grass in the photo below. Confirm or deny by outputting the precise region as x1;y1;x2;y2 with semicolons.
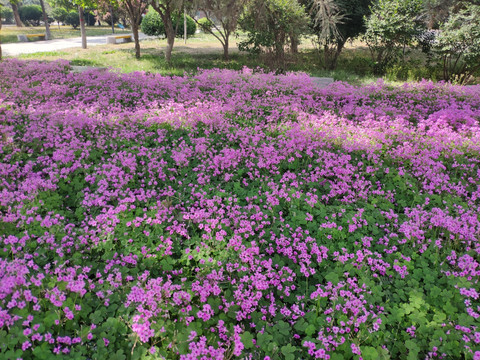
0;25;131;44
7;31;479;85
11;33;378;85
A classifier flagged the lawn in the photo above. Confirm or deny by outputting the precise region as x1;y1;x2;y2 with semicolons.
14;34;378;84
0;25;131;44
0;59;480;359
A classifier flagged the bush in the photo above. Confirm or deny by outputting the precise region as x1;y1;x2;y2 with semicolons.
19;5;43;26
176;14;196;38
141;9;196;38
51;7;67;26
434;4;480;84
197;17;214;32
239;0;308;71
141;10;165;36
1;6;14;24
65;10;80;29
363;0;425;74
84;10;96;26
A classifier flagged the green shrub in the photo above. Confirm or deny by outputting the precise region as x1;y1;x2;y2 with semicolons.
1;6;14;24
363;0;425;74
197;17;214;32
434;4;480;84
65;10;80;29
141;9;196;38
19;5;43;26
84;10;96;26
51;7;67;26
239;0;308;71
177;14;196;38
141;10;165;36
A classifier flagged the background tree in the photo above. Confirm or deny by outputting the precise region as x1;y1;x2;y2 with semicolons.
141;8;196;38
1;6;14;24
239;0;308;71
19;5;43;26
422;0;452;28
51;7;67;28
301;0;372;69
363;0;424;74
190;0;249;60
47;0;76;11
65;9;80;28
9;0;23;27
116;0;149;58
434;4;480;84
149;0;184;62
39;0;52;39
71;0;97;49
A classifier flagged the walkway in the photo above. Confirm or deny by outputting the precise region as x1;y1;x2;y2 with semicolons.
2;33;152;57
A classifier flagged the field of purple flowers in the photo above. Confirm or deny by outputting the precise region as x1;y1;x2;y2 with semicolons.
1;59;480;360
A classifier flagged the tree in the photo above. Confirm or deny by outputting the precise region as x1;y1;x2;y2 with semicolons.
19;5;43;26
9;0;23;27
239;0;308;71
51;7;68;28
190;0;249;60
65;9;80;28
363;0;424;73
47;0;77;11
141;9;196;37
39;0;52;39
149;0;184;62
1;6;14;24
117;0;149;58
70;0;97;49
301;0;372;69
422;0;453;28
434;4;480;84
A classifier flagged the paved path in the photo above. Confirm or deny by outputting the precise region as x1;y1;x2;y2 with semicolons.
2;33;152;57
311;77;334;87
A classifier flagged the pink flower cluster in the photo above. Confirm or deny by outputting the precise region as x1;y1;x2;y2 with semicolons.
0;59;480;358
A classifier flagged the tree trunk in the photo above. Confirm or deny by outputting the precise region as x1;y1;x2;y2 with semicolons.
132;23;141;59
164;16;175;62
110;5;115;33
39;0;51;40
79;6;87;49
329;40;345;70
183;8;187;44
223;37;229;61
290;35;298;54
11;2;23;27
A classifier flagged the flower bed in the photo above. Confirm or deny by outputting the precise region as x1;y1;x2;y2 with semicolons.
1;59;480;359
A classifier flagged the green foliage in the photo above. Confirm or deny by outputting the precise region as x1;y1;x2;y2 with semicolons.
197;17;213;32
84;10;96;26
65;10;80;29
301;0;372;70
19;5;43;26
51;7;67;24
47;0;77;12
141;8;164;36
364;0;425;74
434;4;480;84
238;0;308;70
1;6;14;24
141;8;196;38
102;11;119;26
